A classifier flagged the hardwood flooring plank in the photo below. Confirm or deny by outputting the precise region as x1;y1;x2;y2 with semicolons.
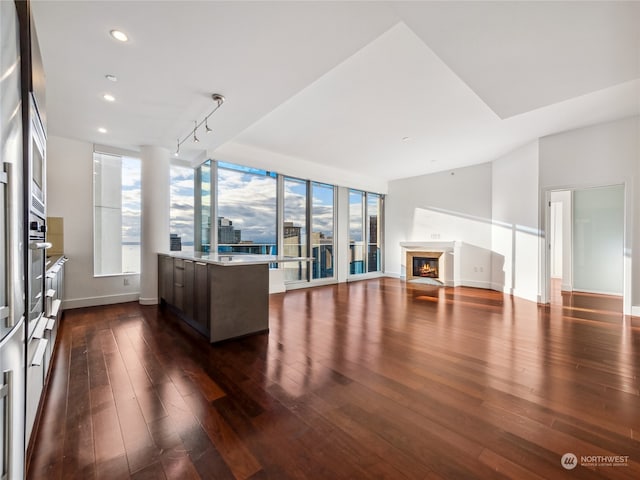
182;390;262;479
27;280;640;479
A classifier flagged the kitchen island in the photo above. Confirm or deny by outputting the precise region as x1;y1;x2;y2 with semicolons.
158;252;308;343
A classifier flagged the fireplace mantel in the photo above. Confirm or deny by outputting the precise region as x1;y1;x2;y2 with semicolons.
400;241;460;252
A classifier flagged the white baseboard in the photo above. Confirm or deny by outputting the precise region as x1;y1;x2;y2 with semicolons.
460;280;493;290
64;292;141;309
385;272;401;279
490;282;509;293
572;288;623;297
631;306;640;318
561;283;572;292
139;297;159;305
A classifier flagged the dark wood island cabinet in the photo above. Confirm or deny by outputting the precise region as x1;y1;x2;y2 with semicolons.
158;253;270;343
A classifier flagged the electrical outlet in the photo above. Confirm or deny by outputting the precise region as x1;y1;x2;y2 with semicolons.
124;277;130;286
430;233;441;240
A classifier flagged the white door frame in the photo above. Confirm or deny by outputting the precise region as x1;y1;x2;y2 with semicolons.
541;183;631;315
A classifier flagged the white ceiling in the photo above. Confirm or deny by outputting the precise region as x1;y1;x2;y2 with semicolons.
31;1;640;187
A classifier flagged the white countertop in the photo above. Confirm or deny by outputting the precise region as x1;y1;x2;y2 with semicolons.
160;251;312;266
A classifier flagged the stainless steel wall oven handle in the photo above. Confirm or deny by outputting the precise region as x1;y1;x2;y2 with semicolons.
1;370;13;480
29;242;52;250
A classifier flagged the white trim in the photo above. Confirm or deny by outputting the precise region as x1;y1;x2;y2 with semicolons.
461;280;493;290
93;143;140;157
572;288;623;297
64;293;140;309
139;297;159;305
561;283;572;292
631;306;640;317
347;271;386;282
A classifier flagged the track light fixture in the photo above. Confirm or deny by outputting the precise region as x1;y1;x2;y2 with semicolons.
193;121;199;143
174;93;225;156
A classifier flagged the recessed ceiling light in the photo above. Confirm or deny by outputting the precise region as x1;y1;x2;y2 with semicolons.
98;127;107;134
103;93;115;102
105;74;118;82
110;29;129;42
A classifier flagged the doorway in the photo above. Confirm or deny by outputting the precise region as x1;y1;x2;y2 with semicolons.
545;185;625;314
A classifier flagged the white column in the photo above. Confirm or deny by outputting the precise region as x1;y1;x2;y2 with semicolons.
139;146;170;304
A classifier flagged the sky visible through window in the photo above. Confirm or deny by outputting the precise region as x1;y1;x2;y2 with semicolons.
217;166;277;244
121;156;141;245
170;165;195;249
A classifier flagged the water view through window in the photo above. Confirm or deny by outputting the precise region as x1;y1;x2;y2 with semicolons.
93;152;141;275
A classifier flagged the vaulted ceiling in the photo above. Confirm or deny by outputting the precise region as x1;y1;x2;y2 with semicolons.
32;1;640;186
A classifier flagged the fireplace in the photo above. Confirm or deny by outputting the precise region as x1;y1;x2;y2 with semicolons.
405;250;445;283
401;242;460;286
412;257;439;278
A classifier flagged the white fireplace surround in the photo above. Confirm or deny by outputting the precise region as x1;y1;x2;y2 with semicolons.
400;241;460;286
400;241;495;290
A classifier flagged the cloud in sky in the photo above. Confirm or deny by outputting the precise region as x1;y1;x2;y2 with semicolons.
218;168;277;243
170;166;195;244
115;160;373;250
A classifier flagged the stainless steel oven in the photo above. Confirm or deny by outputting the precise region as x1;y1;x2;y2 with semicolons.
27;215;49;338
29;97;45;218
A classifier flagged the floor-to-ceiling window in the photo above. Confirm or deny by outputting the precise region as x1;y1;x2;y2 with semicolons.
349;190;365;274
217;162;277;254
93;152;141;275
349;189;383;275
283;177;308;281
192;159;382;283
311;182;334;279
169;164;195;253
367;192;382;272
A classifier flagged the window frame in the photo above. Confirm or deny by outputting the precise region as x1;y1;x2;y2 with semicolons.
92;150;142;277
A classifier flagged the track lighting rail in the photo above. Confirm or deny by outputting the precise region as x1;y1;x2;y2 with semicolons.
175;93;225;156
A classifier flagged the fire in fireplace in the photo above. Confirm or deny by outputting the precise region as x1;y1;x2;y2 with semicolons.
412;257;439;278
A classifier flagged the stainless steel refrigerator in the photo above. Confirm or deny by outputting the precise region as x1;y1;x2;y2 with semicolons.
1;1;27;479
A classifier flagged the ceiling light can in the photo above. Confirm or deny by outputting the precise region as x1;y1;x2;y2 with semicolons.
110;29;128;42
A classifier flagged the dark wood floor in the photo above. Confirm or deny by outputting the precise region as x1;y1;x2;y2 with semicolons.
27;278;640;479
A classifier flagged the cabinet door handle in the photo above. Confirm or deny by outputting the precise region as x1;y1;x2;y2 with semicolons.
29;242;52;250
0;306;9;328
31;339;48;366
1;370;13;479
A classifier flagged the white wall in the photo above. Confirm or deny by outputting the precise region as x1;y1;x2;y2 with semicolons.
539;117;639;314
491;141;540;302
46;135;140;308
572;185;624;295
385;163;493;280
213;142;387;194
